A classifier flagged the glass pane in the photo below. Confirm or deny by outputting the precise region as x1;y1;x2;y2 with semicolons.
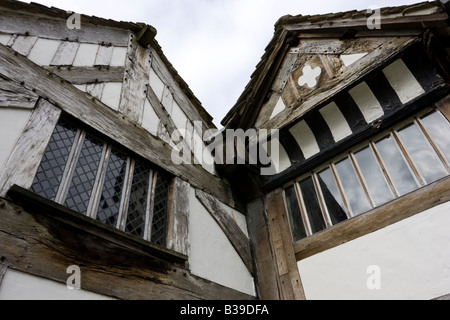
317;168;348;225
96;148;128;227
151;171;172;246
31;120;77;201
354;147;395;206
375;135;418;196
125;161;151;238
397;123;447;184
420;111;450;163
285;186;307;242
299;177;326;234
64;134;104;215
335;158;372;216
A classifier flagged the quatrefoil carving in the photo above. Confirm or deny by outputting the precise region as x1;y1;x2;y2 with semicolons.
298;65;322;88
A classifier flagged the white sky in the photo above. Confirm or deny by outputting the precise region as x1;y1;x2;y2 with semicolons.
22;0;422;127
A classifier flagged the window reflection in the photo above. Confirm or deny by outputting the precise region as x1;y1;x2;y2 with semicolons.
285;185;307;242
397;123;447;184
335;158;372;216
317;169;348;225
354;147;394;206
375;135;418;196
299;177;327;233
420;111;450;163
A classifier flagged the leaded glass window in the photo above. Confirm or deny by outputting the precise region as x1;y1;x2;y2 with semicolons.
31;118;173;245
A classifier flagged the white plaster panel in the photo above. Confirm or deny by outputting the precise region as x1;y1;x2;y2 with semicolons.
11;36;37;56
188;186;256;296
289;120;320;159
73;43;99;67
110;47;128;67
27;38;61;66
0;108;32;177
141;98;160;136
340;53;368;67
149;67;165;101
0;34;11;46
298;201;450;300
383;59;425;104
171;100;188;131
0;269;114;300
263;137;291;174
270;96;286;120
349;81;384;123
101;82;123;111
94;45;114;66
319;102;352;142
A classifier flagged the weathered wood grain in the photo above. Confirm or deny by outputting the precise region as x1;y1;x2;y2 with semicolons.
294;175;450;261
0;77;38;109
195;189;253;275
246;197;281;300
166;178;190;256
0;189;254;300
0;42;240;210
265;188;305;300
44;66;125;84
0;99;61;197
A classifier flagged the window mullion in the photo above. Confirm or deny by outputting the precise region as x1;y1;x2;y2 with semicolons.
87;144;111;219
329;163;353;218
117;157;134;231
54;129;86;204
294;182;313;236
369;142;400;198
391;130;426;187
348;152;375;209
144;170;157;242
311;173;333;228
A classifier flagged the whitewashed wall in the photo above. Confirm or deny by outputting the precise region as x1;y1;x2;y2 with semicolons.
0;269;114;300
188;186;256;296
298;201;450;300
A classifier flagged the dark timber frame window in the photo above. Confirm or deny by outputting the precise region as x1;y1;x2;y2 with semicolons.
30;117;172;246
285;108;450;242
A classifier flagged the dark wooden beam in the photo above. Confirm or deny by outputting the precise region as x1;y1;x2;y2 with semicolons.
0;42;241;211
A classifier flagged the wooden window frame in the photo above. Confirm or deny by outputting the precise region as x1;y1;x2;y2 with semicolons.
283;106;450;261
0;99;190;258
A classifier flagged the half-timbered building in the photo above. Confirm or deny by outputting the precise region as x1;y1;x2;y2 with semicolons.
0;0;450;300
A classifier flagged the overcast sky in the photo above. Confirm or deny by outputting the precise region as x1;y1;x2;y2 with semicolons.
24;0;422;127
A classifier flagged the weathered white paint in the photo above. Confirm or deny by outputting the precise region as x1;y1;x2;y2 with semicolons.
101;82;123;111
171;100;188;131
383;59;425;104
264;137;291;174
219;202;249;238
110;46;128;67
289;120;320;159
349;81;385;123
340;53;368;67
149;67;165;101
141;98;160;136
73;84;87;92
73;43;100;67
0;108;33;177
51;41;79;66
188;186;256;296
161;86;174;114
27;38;61;66
270;96;286;120
0;34;11;46
320;102;352;142
11;36;37;56
94;45;113;66
86;82;104;100
0;269;114;300
298;201;450;300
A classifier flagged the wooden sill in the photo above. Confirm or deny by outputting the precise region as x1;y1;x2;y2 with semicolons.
294;175;450;261
6;185;188;265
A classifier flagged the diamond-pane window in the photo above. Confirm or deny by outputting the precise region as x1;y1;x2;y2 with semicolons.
31;118;173;247
125;161;151;238
151;171;171;246
31;120;78;201
96;148;128;227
